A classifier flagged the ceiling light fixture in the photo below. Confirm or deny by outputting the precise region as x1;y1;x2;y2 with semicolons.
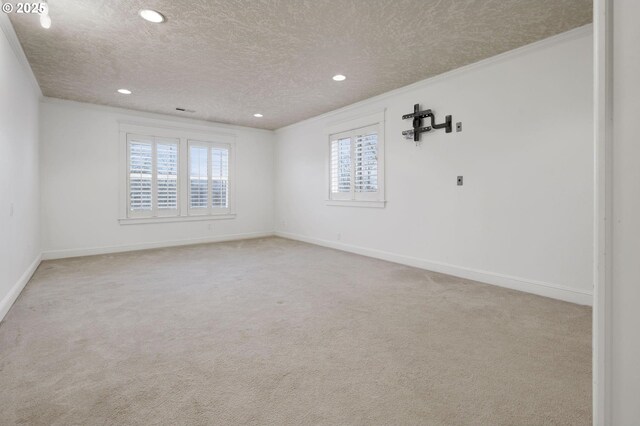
117;89;132;95
332;74;346;81
253;113;263;118
39;1;51;29
39;14;51;29
139;9;166;23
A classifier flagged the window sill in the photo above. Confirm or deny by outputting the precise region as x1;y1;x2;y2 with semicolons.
325;200;386;208
119;214;236;225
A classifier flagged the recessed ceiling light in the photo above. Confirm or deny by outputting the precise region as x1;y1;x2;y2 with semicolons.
139;9;165;23
39;14;51;29
332;74;346;81
253;113;263;118
117;89;132;95
38;1;51;29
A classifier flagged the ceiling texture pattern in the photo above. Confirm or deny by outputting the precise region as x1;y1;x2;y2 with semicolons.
8;0;592;129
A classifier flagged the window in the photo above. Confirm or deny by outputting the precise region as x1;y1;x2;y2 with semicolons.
328;113;385;207
188;141;230;215
121;123;235;223
127;135;179;218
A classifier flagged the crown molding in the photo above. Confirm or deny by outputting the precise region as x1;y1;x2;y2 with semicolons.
277;24;593;133
41;97;275;136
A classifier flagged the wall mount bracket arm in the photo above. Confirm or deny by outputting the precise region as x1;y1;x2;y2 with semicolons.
402;103;452;142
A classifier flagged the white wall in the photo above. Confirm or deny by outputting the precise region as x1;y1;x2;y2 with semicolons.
0;15;41;320
40;99;275;258
275;26;594;305
609;0;640;422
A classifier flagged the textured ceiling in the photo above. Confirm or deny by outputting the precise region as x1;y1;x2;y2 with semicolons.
8;0;592;129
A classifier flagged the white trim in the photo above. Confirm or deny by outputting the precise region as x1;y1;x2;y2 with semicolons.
41;97;272;135
41;232;273;260
119;121;237;142
325;200;386;208
0;12;42;96
329;124;378;143
593;0;612;424
0;255;41;323
119;214;236;225
276;24;593;133
325;110;386;135
275;232;593;306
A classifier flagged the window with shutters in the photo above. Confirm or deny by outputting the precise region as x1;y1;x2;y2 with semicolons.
188;140;231;215
121;123;235;223
127;134;179;218
328;114;385;207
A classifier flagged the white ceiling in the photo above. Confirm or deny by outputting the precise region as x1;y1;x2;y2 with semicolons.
8;0;592;129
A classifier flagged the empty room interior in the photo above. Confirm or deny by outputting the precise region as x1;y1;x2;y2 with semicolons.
1;0;639;425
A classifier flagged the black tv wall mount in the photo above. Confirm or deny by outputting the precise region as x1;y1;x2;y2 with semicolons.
402;103;452;142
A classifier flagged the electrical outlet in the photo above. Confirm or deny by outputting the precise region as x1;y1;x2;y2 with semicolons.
456;122;462;132
457;176;463;186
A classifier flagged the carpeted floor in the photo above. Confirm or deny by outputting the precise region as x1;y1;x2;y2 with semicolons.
0;237;591;425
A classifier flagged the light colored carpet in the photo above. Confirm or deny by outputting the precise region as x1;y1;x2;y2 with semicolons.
0;237;591;425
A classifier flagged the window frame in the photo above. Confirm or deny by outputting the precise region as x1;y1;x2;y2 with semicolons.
119;122;236;224
326;110;386;208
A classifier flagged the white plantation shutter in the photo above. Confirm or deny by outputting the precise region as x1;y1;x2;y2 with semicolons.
330;137;352;199
127;135;179;218
122;125;235;222
354;132;378;193
211;148;229;208
189;145;209;209
188;141;232;215
329;124;382;202
157;141;178;211
128;138;153;213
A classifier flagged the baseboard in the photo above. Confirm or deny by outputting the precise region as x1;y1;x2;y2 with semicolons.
0;254;42;323
39;230;593;306
42;231;275;260
275;231;593;306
